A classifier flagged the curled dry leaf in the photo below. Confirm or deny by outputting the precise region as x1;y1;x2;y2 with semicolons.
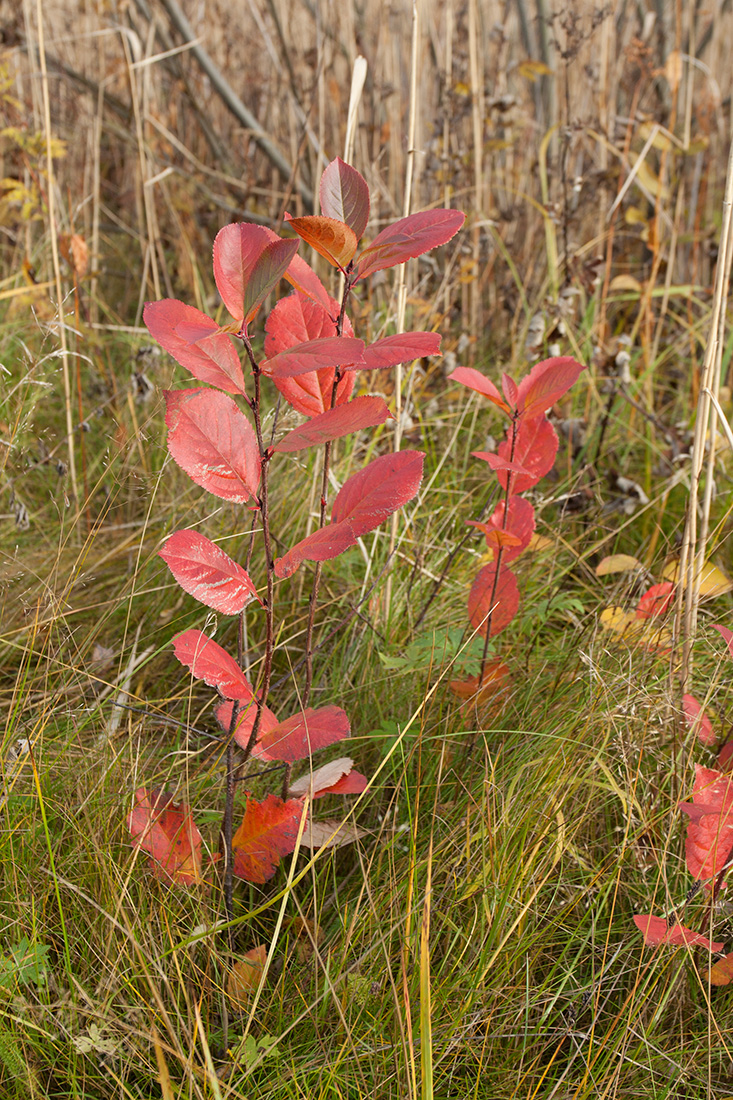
289;756;368;799
227;945;267;1006
705;952;733;986
300;819;367;850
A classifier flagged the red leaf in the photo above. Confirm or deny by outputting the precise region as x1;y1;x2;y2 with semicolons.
682;694;716;747
127;787;204;885
242;237;300;325
516;356;586;419
468;563;520;638
274;523;357;579
633;913;723;951
287;215;359;269
502;372;519;407
496;416;559;493
256;704;351;762
232;794;305;883
713;624;733;660
679;764;733;884
283;254;332;313
469;496;535;563
472;452;532;477
289;757;368;799
356;209;465;279
274;395;392;453
213;224;298;324
448;366;511;413
275;451;424;578
449;660;512;712
331;449;424;538
159;530;261;615
636;582;675;619
143;300;246;395
264;292;355;416
319;157;370;239
261;335;364;378
172;628;254;701
215;697;280;753
720;742;733;771
164;388;260;504
357;332;442;371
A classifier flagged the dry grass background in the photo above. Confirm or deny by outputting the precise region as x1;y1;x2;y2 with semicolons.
2;1;733;1098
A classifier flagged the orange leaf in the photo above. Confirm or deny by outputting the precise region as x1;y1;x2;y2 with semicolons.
227;945;267;1005
232;794;304;883
706;952;733;985
287;215;358;269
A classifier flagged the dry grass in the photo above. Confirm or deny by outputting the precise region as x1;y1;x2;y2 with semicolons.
1;1;733;1097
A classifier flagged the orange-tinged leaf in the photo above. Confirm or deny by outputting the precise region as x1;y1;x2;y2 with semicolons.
287;215;358;269
214;697;280;753
635;581;675;619
448;366;510;413
232;794;304;883
127;787;204;885
227;945;267;1005
468;496;535;563
516;356;585;419
706;953;733;985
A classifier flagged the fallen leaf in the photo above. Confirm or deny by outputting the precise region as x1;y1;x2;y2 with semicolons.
663;559;733;597
227;945;267;1006
595;554;644;576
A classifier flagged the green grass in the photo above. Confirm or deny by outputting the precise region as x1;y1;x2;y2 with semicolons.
1;277;733;1100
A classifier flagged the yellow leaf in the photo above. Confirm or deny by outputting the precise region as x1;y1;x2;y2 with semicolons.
600;606;672;653
595;554;644;576
638;121;675;152
633;157;670;200
527;534;554;552
609;275;642;294
518;59;553;82
227;945;266;1007
662;559;733;597
664;50;683;95
624;206;648;226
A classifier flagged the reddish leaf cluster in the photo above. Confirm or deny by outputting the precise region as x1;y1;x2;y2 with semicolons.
450;357;585;681
129;157;464;888
635;627;733;954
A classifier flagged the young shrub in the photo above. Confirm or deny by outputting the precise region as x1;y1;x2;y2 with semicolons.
126;158;465;919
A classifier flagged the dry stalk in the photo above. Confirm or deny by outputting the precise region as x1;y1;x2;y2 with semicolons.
34;0;78;506
677;136;733;689
385;0;420;621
